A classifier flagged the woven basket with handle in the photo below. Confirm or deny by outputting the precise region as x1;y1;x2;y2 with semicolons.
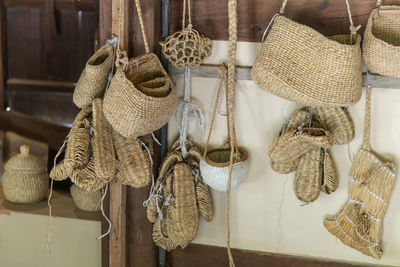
251;0;362;106
363;1;400;78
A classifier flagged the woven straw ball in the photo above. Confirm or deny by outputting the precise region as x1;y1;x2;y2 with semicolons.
70;184;101;212
2;145;48;203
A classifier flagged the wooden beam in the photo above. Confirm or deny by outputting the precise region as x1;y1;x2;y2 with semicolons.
109;0;129;267
6;78;75;92
0;0;6;111
4;0;96;11
170;0;400;42
0;111;70;150
168;244;366;267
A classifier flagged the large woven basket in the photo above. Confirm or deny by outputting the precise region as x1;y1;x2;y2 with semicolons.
70;184;101;212
104;52;178;137
73;45;113;108
2;145;48;203
363;3;400;78
251;0;362;107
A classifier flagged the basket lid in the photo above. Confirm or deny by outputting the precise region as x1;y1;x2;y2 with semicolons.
4;145;46;173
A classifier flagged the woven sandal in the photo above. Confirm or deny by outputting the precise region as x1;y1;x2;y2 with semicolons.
321;149;339;194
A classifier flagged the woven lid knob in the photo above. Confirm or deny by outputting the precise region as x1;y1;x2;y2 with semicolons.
20;145;30;156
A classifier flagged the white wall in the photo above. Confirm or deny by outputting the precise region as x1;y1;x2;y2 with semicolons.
168;41;400;266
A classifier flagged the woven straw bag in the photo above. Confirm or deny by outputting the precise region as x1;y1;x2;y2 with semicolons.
103;0;178;138
73;45;114;108
315;107;355;145
113;130;151;188
2;145;48;203
200;65;249;192
324;86;396;259
70;184;101;212
363;1;400;78
251;0;362;107
321;149;339;195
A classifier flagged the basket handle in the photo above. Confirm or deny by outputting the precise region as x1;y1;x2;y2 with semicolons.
279;0;360;35
377;0;383;7
134;0;150;53
362;73;372;151
182;0;192;28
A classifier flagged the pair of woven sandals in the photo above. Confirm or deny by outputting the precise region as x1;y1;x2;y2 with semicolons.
145;141;213;251
268;107;355;202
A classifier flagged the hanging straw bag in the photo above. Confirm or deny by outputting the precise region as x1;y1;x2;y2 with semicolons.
200;65;249;192
103;0;178;137
324;85;396;259
363;1;400;78
70;184;101;212
251;0;362;107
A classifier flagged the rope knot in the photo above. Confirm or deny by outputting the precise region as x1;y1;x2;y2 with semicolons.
349;24;361;36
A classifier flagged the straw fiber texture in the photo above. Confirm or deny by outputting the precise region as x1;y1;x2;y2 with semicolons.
92;98;115;183
315;107;355;145
113;130;151;188
103;52;178;137
2;145;48;203
73;45;113;108
321;149;339;195
252;15;362;106
324;87;397;259
70;184;101;212
363;6;400;78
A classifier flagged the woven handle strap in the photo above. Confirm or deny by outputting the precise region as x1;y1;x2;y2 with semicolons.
362;84;372;151
377;0;383;7
134;0;150;53
182;0;192;28
280;0;360;35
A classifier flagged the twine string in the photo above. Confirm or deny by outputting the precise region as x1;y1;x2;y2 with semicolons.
182;0;192;28
97;183;112;240
134;0;150;53
363;72;372;151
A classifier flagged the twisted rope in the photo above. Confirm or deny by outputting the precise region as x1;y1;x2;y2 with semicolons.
134;0;150;53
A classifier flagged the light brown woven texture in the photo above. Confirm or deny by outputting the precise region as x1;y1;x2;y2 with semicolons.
70;184;101;212
2;145;48;203
321;149;339;195
160;0;212;68
92;98;116;183
268;127;333;163
294;147;323;203
324;86;397;259
73;45;114;108
251;0;362;107
103;0;178;138
315;107;355;145
113;130;151;188
363;5;400;78
50;106;92;181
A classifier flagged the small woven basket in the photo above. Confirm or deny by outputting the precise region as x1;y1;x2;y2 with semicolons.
2;145;48;204
70;184;101;212
73;45;113;108
104;52;178;137
251;0;362;106
363;2;400;78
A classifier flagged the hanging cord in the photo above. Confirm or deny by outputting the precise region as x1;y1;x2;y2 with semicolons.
134;0;150;53
151;132;162;146
97;183;112;240
376;0;383;7
105;37;119;94
261;13;279;42
142;140;156;208
362;72;372;151
182;0;192;28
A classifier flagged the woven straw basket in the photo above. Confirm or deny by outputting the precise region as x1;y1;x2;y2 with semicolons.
73;45;113;108
363;2;400;78
251;0;362;107
2;145;48;203
70;184;101;212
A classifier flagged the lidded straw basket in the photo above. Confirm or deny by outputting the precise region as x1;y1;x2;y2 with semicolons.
2;145;48;203
251;0;362;107
363;3;400;78
70;184;101;212
104;53;178;137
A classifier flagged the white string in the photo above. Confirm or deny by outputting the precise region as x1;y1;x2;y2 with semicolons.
262;13;279;42
151;133;162;146
141;140;156;207
105;37;118;94
97;183;112;240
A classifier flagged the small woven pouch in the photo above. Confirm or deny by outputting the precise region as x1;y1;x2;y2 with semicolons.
251;0;362;106
200;65;249;192
70;184;101;212
363;1;400;78
315;107;355;145
113;130;151;188
73;45;114;108
103;0;178;137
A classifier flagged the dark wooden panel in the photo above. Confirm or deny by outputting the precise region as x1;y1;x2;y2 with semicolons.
6;7;96;82
0;0;7;110
0;111;70;150
170;0;400;42
4;0;96;11
169;244;368;267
